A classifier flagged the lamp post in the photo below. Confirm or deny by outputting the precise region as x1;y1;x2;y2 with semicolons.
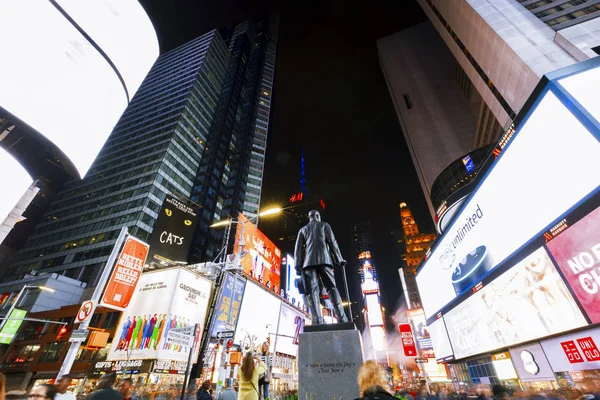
0;285;55;331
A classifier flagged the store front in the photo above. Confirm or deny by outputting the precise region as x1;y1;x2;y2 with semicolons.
508;342;558;392
540;327;600;392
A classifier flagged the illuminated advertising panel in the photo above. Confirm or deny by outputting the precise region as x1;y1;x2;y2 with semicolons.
416;91;600;319
146;195;198;268
282;254;305;310
407;308;434;358
508;343;556;382
1;1;158;176
234;213;282;294
101;236;149;311
428;318;453;361
209;273;246;338
108;268;212;362
546;205;600;323
443;247;586;359
0;309;26;345
234;280;282;354
541;327;600;372
365;294;384;326
275;304;308;356
399;323;417;357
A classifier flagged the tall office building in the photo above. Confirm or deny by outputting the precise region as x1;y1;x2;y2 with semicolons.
351;222;374;255
396;203;435;309
189;15;280;261
380;1;599;224
0;30;231;285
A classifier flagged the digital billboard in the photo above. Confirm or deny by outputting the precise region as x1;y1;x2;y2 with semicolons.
443;247;586;359
546;205;600;323
407;308;434;358
282;254;305;310
146;195;198;268
365;294;384;326
540;327;600;372
108;268;212;362
428;318;453;361
234;213;282;294
275;304;308;356
234;280;282;354
1;1;158;176
416;90;600;319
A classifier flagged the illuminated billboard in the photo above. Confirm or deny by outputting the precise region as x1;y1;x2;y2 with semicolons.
0;151;35;238
275;304;309;356
234;213;282;294
546;205;600;323
1;1;158;177
108;268;212;362
365;294;384;326
282;254;305;310
443;247;586;359
416;78;600;319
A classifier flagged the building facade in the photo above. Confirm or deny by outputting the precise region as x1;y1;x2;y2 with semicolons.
396;203;435;309
2;15;280;287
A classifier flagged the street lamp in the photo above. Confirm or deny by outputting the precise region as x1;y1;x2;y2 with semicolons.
209;206;282;228
0;285;56;330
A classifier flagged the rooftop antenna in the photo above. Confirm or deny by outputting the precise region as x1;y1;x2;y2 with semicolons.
300;148;306;191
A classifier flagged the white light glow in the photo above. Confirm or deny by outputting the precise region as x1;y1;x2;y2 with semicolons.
366;294;384;326
370;326;386;351
559;65;600;126
493;358;518;380
416;92;600;319
0;150;33;227
0;0;158;177
428;318;453;361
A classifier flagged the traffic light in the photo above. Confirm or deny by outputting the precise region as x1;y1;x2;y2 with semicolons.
227;339;233;349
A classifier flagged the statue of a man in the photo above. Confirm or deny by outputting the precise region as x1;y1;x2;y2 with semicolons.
294;210;348;324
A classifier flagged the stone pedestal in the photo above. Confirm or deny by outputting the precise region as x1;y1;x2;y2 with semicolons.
299;323;364;400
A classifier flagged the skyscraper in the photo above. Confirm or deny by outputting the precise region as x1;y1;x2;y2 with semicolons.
189;15;280;261
397;203;435;308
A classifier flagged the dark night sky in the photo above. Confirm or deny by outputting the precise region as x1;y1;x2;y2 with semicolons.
140;0;434;326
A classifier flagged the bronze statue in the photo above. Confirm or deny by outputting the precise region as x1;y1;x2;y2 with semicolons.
294;210;348;324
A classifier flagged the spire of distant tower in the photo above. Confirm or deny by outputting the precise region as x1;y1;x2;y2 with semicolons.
300;148;306;190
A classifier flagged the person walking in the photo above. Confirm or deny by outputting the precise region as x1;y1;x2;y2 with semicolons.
29;384;57;400
238;352;266;400
55;375;76;400
354;360;397;400
87;373;122;400
118;378;136;400
196;381;212;400
258;343;272;400
217;379;237;400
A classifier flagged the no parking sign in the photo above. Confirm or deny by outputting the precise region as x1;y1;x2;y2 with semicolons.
76;300;96;324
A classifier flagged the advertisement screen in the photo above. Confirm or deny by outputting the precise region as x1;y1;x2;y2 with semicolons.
444;247;586;359
416;91;600;319
546;205;600;323
0;309;26;345
282;254;305;310
147;195;198;268
399;323;417;357
235;280;281;354
275;304;308;356
101;236;149;311
209;273;246;338
508;342;556;382
408;308;434;358
108;268;212;362
1;1;158;176
234;213;281;294
366;294;384;326
428;318;453;361
541;327;600;372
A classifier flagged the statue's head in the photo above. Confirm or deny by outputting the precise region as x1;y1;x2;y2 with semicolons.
308;210;321;222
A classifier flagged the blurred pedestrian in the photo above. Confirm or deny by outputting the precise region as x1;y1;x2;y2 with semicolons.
354;360;396;400
196;381;212;400
87;373;122;400
238;352;266;400
0;373;5;400
258;342;272;400
118;378;136;400
217;379;237;400
492;385;511;400
29;385;57;400
55;375;75;400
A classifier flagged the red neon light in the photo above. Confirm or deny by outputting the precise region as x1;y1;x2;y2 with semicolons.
290;192;304;203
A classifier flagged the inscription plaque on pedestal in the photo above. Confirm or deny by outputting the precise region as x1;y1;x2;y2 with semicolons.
299;324;364;400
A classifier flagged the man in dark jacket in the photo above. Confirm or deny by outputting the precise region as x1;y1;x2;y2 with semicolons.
294;210;348;324
87;373;122;400
196;381;212;400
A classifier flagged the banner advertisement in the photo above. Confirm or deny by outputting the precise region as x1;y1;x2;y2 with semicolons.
408;308;434;358
508;343;556;382
275;304;309;356
234;280;281;354
546;205;600;323
416;92;600;319
108;268;211;362
399;323;417;357
541;327;600;372
428;318;453;361
101;236;149;311
444;247;587;359
146;195;198;268
234;213;281;294
209;273;246;338
0;309;26;344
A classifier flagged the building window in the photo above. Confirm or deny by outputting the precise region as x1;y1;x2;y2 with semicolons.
89;313;102;328
4;344;40;364
101;312;120;329
39;342;66;363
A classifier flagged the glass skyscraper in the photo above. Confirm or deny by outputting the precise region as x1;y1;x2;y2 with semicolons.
2;15;279;285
